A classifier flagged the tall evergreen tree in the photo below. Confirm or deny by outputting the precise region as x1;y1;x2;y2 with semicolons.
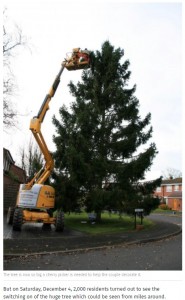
52;41;161;220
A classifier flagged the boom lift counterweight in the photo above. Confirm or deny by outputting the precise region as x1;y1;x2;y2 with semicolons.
7;48;91;231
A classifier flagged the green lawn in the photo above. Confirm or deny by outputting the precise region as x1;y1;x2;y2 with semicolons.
153;208;171;213
153;208;182;215
64;211;154;234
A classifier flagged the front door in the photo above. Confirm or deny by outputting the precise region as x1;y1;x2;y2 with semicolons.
173;199;178;210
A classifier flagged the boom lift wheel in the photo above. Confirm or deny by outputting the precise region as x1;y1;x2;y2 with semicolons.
13;208;23;231
7;207;15;225
55;210;64;232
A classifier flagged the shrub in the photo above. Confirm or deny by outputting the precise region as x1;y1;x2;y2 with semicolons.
159;203;171;210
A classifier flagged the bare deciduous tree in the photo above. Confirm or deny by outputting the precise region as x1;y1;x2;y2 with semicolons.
162;168;182;179
3;9;31;129
19;138;43;179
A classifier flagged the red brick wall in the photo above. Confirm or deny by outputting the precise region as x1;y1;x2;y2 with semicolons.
154;182;182;211
155;184;182;198
3;174;19;212
10;164;26;182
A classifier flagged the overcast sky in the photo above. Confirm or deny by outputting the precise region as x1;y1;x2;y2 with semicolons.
3;0;182;180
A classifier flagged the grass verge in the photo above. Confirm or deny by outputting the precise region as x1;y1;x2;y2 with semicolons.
64;212;154;234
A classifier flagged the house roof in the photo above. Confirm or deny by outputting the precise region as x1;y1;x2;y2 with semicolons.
162;177;182;185
3;148;15;164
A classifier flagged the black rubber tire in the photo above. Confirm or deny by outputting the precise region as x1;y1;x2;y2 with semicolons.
7;207;15;225
55;211;64;232
13;208;23;231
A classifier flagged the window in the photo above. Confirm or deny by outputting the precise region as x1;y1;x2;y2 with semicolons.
156;187;161;192
174;185;179;191
166;185;172;192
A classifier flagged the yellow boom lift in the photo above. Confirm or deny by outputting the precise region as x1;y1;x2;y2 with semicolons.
7;48;91;231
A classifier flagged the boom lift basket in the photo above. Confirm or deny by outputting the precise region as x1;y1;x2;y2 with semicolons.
64;48;90;71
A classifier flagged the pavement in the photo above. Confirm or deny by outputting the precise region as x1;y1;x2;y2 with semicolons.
3;214;182;259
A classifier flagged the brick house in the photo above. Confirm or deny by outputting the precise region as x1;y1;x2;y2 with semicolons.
154;177;182;211
3;148;27;212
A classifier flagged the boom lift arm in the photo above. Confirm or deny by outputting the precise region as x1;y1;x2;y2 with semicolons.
27;48;90;189
28;65;65;188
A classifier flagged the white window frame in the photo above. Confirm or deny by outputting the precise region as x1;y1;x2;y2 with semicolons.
166;185;172;192
174;185;179;191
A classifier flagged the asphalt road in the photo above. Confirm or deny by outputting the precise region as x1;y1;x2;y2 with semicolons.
4;231;182;271
4;213;182;271
148;212;182;226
